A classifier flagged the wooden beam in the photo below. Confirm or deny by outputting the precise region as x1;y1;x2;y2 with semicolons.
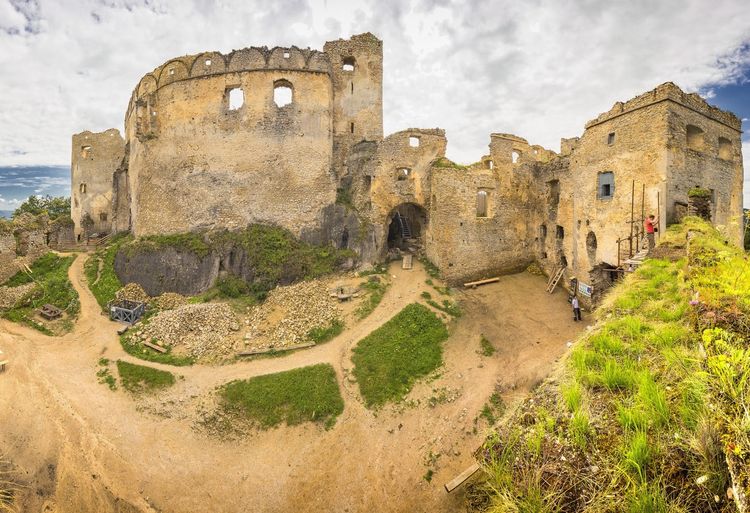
463;277;500;288
237;341;315;357
444;462;481;493
143;341;167;354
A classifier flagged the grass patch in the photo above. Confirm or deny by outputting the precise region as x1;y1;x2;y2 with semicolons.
419;256;440;278
479;334;496;357
352;303;448;408
119;332;195;367
96;358;117;390
307;319;344;344
355;278;388;319
219;363;344;429
472;218;750;511
116;360;176;393
2;252;79;334
84;234;130;310
479;391;506;425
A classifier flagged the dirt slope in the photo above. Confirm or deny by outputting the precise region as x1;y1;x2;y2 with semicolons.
0;254;587;513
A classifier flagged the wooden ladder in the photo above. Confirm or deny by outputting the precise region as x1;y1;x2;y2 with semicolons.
395;212;412;238
546;266;565;294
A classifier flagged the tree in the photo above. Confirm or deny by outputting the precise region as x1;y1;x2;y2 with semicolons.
12;195;70;220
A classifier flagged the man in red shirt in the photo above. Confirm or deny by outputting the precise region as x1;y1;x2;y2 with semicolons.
644;214;658;253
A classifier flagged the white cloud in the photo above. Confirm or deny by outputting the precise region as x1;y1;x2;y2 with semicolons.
0;0;748;171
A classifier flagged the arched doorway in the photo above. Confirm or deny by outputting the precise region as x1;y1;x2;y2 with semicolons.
386;203;428;251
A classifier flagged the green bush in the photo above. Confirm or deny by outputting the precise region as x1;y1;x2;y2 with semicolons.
215;275;249;298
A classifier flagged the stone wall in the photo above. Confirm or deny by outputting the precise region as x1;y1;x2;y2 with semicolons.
0;215;50;283
71;129;125;241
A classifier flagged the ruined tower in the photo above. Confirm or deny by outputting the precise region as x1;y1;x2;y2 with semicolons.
324;33;384;179
70;129;125;241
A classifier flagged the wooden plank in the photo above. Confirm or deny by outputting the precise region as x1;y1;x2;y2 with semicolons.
402;254;413;270
238;341;315;357
463;277;500;288
0;360;9;372
444;462;481;493
143;341;167;354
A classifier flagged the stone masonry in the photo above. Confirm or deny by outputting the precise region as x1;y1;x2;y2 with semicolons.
71;34;744;305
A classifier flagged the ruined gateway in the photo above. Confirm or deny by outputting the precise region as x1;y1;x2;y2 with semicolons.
71;32;745;304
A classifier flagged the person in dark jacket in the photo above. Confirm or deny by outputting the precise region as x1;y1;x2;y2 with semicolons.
571;295;582;321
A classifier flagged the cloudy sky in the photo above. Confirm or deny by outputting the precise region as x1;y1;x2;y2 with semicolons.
0;0;749;211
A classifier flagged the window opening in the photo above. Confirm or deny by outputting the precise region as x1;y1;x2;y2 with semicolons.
409;136;420;147
350;122;355;134
99;212;108;222
80;183;87;194
512;151;520;163
718;137;732;159
607;132;615;145
273;80;293;107
227;88;244;110
556;225;564;239
205;59;212;66
396;168;411;181
476;190;488;218
283;51;290;59
686;125;704;151
81;146;91;158
342;57;355;71
597;171;614;199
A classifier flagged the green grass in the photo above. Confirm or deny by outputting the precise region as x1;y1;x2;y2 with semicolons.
352;303;448;408
479;335;496;357
84;234;130;310
96;358;117;390
425;296;462;317
474;218;750;511
1;252;79;334
355;279;388;319
119;333;195;366
479;391;505;425
219;363;344;429
570;410;591;449
116;360;176;393
307;319;344;343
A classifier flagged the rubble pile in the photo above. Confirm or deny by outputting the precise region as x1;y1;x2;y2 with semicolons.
115;283;150;304
152;292;188;311
135;303;241;360
0;283;37;309
243;280;341;349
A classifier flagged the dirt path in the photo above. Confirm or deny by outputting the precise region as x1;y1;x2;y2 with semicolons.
0;253;589;513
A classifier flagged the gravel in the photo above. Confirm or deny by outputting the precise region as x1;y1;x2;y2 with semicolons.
135;303;240;361
243;279;341;350
115;283;150;304
152;292;188;311
0;283;37;309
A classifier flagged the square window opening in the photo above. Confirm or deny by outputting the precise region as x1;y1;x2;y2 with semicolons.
409;136;420;147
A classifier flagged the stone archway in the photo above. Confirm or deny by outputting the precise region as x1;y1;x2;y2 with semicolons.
385;203;428;252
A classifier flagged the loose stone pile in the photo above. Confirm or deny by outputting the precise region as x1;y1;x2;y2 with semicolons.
115;283;150;304
243;279;341;349
152;292;188;311
0;283;36;309
135;303;241;360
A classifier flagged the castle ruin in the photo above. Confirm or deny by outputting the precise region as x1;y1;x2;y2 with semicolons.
71;33;744;304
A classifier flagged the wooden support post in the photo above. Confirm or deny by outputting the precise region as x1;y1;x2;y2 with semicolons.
444;462;481;493
463;277;500;288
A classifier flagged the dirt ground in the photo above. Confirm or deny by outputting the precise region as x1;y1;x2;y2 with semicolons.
0;254;589;513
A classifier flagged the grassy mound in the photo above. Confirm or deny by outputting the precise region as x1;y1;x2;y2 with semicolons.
84;234;130;310
219;364;344;429
2;252;78;334
116;360;176;393
471;218;748;512
352;303;448;408
120;225;354;301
